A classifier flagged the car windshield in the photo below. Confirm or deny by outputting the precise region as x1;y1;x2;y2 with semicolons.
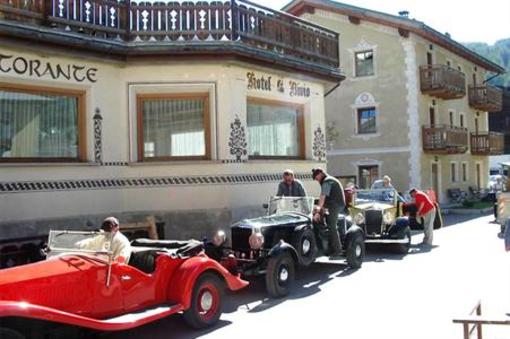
47;230;113;259
354;189;397;205
267;196;314;216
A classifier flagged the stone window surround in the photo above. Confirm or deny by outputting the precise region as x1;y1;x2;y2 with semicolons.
348;39;378;81
351;92;380;140
351;158;382;188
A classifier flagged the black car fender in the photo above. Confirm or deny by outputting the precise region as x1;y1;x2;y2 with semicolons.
388;217;410;239
345;225;364;242
268;240;299;263
293;223;313;233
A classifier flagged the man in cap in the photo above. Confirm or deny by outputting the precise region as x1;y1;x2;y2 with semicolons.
276;169;307;197
312;167;346;256
77;216;132;263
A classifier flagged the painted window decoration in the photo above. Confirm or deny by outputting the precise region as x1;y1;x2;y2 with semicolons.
138;94;209;160
247;99;303;159
355;50;374;77
357;107;377;134
0;87;82;161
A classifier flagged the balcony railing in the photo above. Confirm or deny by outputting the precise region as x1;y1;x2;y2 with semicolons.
470;132;504;155
468;85;503;112
419;65;466;99
422;125;468;154
0;0;340;69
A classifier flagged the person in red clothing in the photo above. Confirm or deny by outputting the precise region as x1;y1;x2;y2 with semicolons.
410;188;436;245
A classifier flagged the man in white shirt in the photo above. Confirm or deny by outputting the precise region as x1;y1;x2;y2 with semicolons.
77;217;131;263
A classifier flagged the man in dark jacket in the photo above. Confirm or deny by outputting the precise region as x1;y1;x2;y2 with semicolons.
276;169;307;197
312;167;345;255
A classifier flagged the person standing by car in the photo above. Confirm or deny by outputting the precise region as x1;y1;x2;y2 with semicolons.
276;169;307;197
77;216;132;263
409;188;435;246
371;175;393;189
312;168;345;256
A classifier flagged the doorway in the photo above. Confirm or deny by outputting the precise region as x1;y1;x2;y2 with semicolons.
429;107;435;126
431;162;440;199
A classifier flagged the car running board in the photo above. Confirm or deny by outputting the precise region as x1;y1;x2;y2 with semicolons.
314;256;348;265
0;300;184;331
364;238;409;244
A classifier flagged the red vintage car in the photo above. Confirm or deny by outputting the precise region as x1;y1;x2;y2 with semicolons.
0;230;248;338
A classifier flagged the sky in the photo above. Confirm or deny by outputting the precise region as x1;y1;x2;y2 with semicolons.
256;0;510;45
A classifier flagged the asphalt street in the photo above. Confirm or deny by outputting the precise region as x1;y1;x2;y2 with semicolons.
104;214;510;339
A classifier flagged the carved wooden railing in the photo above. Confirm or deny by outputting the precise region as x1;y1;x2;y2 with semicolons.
420;64;466;99
470;131;504;155
422;124;468;154
0;0;340;68
468;84;503;112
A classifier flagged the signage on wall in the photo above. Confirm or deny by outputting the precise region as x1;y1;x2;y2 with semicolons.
246;72;310;97
0;54;98;83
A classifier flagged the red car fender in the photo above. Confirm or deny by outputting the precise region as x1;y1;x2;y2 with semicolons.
167;254;248;309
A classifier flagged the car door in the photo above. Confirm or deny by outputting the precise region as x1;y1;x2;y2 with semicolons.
88;260;125;319
117;263;158;313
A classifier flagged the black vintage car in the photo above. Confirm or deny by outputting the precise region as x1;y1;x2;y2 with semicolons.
205;196;365;298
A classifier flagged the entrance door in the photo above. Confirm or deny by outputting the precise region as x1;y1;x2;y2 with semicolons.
476;163;481;189
358;165;379;189
431;163;439;198
429;107;435;126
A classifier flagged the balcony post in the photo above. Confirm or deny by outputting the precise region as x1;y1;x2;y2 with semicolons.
230;0;238;41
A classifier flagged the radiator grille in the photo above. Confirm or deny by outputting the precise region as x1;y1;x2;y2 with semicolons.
365;210;383;234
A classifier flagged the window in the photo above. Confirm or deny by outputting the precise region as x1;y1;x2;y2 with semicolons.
459;113;465;128
461;162;468;182
449;111;454;126
0;85;85;162
137;94;210;161
451;162;457;183
355;51;374;77
358;165;379;189
357;107;377;134
247;99;304;159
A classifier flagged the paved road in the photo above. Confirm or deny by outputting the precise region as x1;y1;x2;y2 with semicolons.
104;214;510;339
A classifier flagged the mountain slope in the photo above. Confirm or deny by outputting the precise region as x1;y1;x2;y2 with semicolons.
464;39;510;87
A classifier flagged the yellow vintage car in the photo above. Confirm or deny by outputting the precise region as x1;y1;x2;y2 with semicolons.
348;189;411;253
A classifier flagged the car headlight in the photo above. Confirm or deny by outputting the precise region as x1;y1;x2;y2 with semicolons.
383;211;393;225
249;231;264;250
354;213;365;225
212;230;226;247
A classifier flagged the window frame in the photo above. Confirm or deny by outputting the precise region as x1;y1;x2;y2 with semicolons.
356;106;377;135
450;162;458;183
461;162;468;182
136;93;211;162
0;83;86;163
246;97;305;160
354;50;375;77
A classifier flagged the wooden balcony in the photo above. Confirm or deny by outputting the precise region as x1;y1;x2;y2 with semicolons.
0;0;340;75
422;125;468;154
468;85;503;112
419;65;466;99
470;132;504;155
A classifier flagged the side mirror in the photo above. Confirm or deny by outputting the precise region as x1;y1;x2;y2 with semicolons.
262;203;269;209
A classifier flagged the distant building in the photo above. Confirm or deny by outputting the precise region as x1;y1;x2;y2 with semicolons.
285;0;505;202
